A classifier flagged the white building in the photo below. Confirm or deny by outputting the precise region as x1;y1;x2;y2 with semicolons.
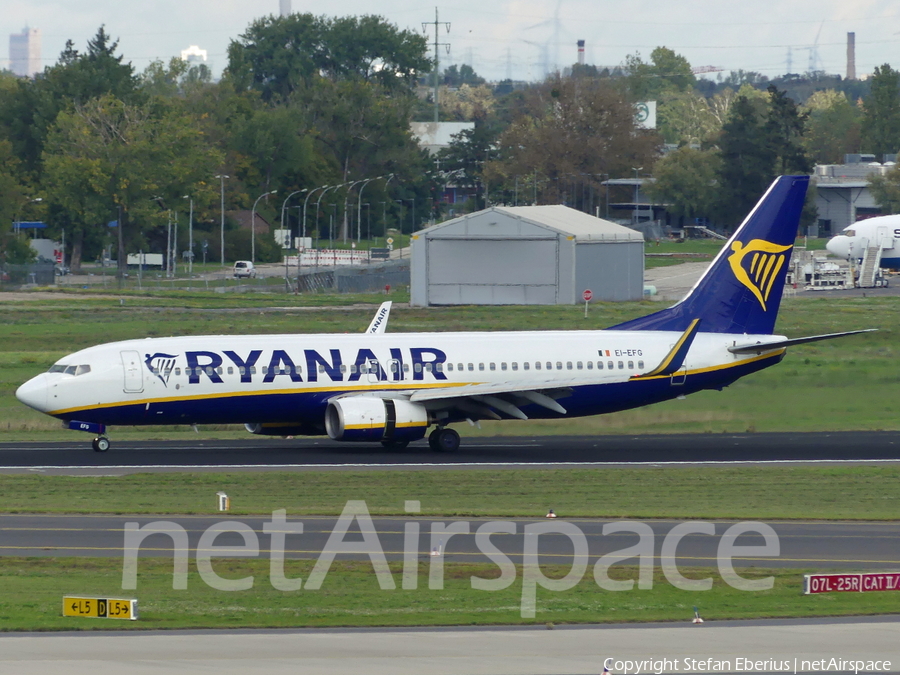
180;45;208;66
9;26;41;78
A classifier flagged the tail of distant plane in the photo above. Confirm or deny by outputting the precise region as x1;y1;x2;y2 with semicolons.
611;175;809;335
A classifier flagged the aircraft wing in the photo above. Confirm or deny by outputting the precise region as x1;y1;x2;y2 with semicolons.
403;320;704;420
407;373;631;419
728;329;876;354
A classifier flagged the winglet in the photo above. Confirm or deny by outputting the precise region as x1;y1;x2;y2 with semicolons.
634;318;702;378
366;301;392;334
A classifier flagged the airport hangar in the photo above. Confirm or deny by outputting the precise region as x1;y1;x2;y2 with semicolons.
409;205;644;306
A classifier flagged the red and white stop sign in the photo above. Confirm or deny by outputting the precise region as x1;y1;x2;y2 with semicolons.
582;289;593;302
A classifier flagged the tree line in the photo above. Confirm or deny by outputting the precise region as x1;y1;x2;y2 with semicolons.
4;16;900;273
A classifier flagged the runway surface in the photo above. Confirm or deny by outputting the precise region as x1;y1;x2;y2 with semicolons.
1;617;898;675
1;431;899;474
2;514;898;570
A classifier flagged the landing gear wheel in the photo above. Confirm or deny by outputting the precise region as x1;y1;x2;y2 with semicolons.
428;428;443;451
435;428;460;452
381;439;409;449
92;436;110;453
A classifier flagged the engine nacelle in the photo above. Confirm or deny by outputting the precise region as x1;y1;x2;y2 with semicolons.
325;397;429;443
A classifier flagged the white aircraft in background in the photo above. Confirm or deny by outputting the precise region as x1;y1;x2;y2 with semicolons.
17;176;873;453
826;215;900;269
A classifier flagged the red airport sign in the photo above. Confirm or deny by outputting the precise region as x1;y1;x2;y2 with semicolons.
804;572;900;594
582;289;593;302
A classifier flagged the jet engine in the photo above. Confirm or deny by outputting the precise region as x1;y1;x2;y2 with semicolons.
325;397;429;443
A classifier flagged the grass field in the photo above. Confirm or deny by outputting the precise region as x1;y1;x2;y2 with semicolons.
1;466;898;519
1;558;895;632
2;274;899;631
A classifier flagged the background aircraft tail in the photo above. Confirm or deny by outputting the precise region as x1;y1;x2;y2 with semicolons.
611;175;809;335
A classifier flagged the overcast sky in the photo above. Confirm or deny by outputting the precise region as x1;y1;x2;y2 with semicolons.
4;0;900;83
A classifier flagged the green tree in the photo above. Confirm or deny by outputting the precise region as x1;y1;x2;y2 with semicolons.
861;64;900;160
645;147;721;224
868;165;900;213
625;47;696;100
42;94;223;277
485;75;660;209
0;139;36;265
715;95;778;226
0;27;139;175
802;90;862;164
442;64;485;87
227;14;429;101
436;123;501;210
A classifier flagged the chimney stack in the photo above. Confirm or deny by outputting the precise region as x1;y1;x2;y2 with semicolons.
577;39;585;66
847;32;856;80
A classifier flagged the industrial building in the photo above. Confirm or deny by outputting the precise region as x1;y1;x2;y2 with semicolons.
410;205;644;306
9;26;40;78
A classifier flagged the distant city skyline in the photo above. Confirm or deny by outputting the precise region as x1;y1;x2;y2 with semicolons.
3;1;900;82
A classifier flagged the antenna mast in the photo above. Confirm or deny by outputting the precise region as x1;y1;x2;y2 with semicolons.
423;8;451;123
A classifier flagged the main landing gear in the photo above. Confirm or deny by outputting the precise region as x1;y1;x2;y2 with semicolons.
92;436;110;452
428;427;460;452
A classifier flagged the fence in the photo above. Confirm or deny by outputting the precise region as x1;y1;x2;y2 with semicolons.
295;259;410;294
0;262;56;288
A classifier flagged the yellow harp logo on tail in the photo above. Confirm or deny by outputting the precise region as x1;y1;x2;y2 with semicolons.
727;239;793;311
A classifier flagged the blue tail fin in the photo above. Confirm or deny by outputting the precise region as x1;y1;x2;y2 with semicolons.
611;175;809;335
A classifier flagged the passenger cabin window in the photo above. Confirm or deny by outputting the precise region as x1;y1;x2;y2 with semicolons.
511;362;518;371
618;361;624;369
638;360;645;369
479;363;485;371
598;362;603;369
227;367;234;375
447;363;453;371
557;362;563;370
468;363;474;371
628;361;634;369
414;363;423;373
522;362;528;371
501;363;507;371
535;362;541;370
608;361;614;369
490;363;496;371
576;361;583;370
587;361;593;370
546;362;552;370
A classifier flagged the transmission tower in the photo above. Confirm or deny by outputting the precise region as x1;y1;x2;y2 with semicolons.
423;8;451;123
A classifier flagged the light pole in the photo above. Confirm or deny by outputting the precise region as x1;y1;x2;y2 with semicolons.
182;195;193;276
632;167;643;224
251;189;277;264
280;189;308;249
357;174;391;243
302;186;327;246
342;179;366;244
215;174;229;266
315;183;346;255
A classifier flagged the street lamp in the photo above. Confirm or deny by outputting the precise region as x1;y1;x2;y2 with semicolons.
215;174;229;266
251;189;277;264
357;174;391;243
280;189;309;249
342;179;367;244
182;195;193;276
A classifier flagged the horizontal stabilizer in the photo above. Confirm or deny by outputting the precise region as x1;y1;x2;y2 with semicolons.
728;329;877;354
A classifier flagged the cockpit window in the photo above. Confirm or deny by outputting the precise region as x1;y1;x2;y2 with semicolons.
845;229;855;237
49;364;91;376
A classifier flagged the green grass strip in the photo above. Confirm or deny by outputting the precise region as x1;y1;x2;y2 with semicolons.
2;466;899;519
0;557;893;632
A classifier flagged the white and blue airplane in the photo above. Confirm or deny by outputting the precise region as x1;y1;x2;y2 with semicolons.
17;176;872;453
826;215;900;269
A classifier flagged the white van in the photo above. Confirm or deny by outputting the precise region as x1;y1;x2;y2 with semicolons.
233;261;256;278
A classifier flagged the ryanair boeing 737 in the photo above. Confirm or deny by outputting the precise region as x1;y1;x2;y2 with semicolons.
16;176;872;452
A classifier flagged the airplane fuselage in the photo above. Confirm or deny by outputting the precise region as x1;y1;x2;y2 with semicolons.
826;215;900;269
17;330;784;430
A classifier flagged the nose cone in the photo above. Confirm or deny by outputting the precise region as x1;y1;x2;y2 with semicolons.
826;236;850;258
16;374;50;413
